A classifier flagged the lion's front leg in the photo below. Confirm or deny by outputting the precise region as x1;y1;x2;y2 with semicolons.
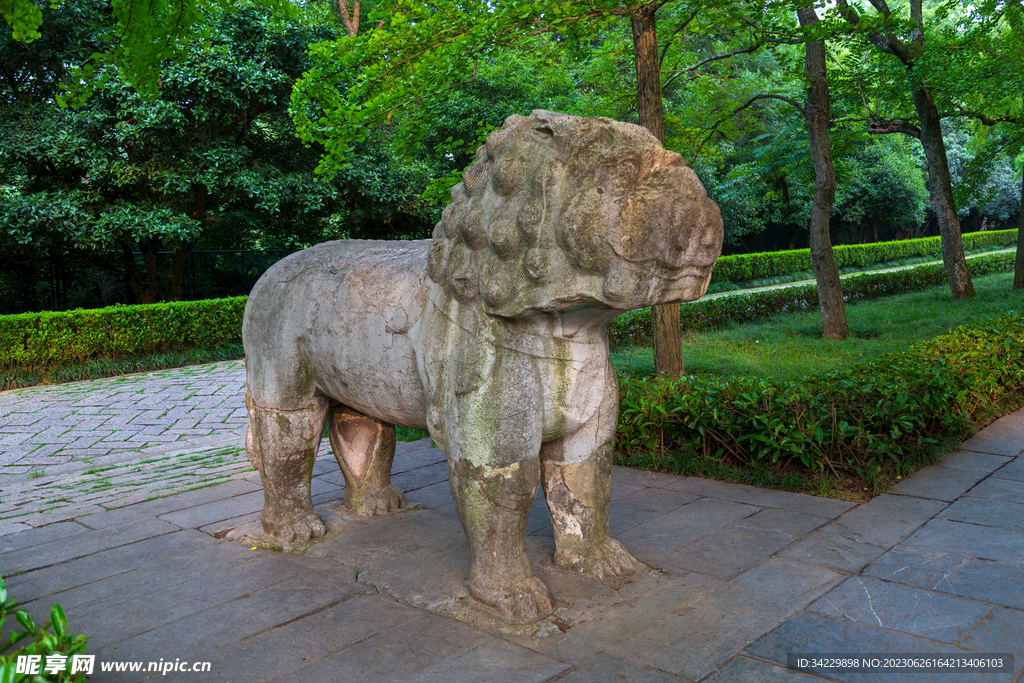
449;456;552;623
540;381;638;580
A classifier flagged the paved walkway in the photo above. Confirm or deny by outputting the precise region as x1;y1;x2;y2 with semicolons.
1;365;1023;682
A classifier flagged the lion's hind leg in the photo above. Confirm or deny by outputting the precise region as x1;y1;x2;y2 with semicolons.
246;390;329;549
328;404;406;515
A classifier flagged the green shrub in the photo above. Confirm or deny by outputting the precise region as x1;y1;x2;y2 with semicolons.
0;575;89;682
710;229;1017;285
0;298;246;372
616;310;1024;486
609;251;1016;348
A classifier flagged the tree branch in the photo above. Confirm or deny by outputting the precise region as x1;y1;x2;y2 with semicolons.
658;10;699;67
868;120;921;138
693;94;804;160
941;109;1019;126
663;42;763;89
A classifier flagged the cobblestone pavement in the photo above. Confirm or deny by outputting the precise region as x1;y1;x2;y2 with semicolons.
0;361;253;528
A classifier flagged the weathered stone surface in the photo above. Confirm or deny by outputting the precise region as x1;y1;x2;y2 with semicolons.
2;518;179;575
0;520;90;552
156;490;264;529
5;529;219;603
609;558;840;680
807;576;989;643
747;612;1015;683
905;519;1024;565
615;497;760;566
666;477;855;517
779;523;887;573
509;570;720;663
167;595;420;683
88;553;310;649
938;497;1024;531
405;639;569;683
270;614;494;683
553;654;684;683
961;415;1024;457
993;456;1024;482
864;545;1024;609
888;462;992;502
242;111;724;617
703;656;827;682
607;487;701;535
964;476;1024;502
99;572;361;679
831;493;949;548
17;541;255;619
664;523;805;579
959;607;1024;656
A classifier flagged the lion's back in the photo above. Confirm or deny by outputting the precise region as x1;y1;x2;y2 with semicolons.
243;239;433;424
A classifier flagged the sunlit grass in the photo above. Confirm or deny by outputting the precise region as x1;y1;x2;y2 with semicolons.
611;271;1024;381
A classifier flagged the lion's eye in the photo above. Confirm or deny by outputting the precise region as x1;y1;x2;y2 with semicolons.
532;126;554;139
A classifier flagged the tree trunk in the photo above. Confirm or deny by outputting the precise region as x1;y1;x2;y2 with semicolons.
911;87;975;298
798;7;848;341
129;241;162;304
166;247;190;302
631;4;683;378
1015;162;1024;289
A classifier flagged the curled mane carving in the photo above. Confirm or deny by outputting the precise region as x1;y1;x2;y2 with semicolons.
425;109;723;318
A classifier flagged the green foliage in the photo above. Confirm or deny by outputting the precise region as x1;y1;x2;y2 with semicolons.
0;575;89;682
609;249;1017;348
709;229;1017;286
0;3;354;306
2;0;297;100
0;298;245;372
616;310;1024;486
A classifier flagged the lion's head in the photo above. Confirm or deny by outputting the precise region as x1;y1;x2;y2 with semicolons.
426;110;723;318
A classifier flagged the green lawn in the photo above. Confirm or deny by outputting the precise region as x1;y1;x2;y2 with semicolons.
611;271;1024;382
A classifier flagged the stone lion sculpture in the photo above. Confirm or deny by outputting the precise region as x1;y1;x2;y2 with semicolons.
243;110;723;622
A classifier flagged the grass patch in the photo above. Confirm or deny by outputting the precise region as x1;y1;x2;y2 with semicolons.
396;425;431;442
611;271;1024;382
1;342;245;390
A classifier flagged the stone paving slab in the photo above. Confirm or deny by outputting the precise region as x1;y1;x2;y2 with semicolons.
1;366;1022;682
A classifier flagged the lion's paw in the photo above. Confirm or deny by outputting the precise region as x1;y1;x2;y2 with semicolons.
262;511;327;549
349;485;407;516
556;537;638;580
471;575;553;624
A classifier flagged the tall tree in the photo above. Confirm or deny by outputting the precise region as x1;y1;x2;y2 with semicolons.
798;5;847;340
630;3;685;375
835;0;975;298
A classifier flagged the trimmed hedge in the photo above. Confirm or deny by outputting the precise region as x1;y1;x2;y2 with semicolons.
710;229;1017;285
616;310;1024;479
2;249;1015;372
0;297;246;372
609;250;1016;349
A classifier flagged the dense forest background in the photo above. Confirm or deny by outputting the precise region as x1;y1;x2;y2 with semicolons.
0;0;1021;313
